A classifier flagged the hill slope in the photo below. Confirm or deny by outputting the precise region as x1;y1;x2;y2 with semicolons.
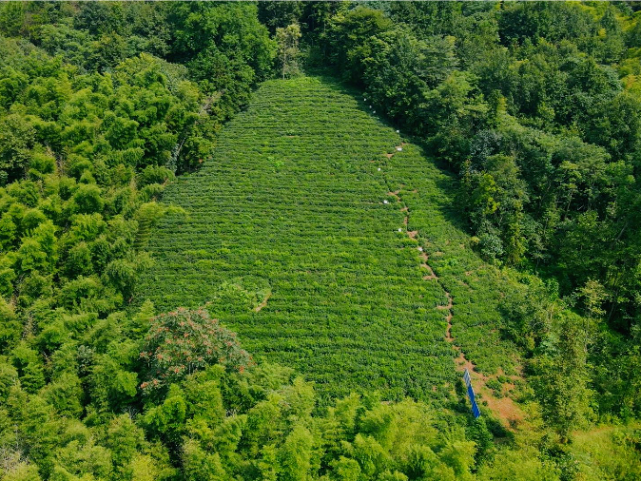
136;76;519;403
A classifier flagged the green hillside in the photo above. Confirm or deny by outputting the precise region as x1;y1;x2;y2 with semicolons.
136;76;518;402
5;2;641;478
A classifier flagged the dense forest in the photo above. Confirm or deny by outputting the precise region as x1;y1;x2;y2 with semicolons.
1;1;641;480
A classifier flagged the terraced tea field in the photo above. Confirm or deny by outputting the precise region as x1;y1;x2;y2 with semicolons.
136;76;519;403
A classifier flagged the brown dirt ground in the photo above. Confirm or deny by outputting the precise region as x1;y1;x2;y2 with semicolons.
443;292;525;428
253;293;272;313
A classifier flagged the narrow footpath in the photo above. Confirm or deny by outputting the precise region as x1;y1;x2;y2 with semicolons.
380;143;524;428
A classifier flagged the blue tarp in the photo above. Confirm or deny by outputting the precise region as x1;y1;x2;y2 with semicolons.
464;369;481;418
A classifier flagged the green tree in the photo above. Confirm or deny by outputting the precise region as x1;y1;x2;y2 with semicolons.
0;1;26;37
259;1;304;34
139;308;252;391
324;7;393;82
278;424;314;481
0;114;36;182
533;312;593;443
166;1;275;101
276;23;303;79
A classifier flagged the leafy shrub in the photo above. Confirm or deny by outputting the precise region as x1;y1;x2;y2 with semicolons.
486;378;504;398
140;308;252;391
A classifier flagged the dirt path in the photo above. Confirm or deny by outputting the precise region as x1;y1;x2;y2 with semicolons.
417;248;437;280
253;292;272;313
381;143;524;429
442;291;524;427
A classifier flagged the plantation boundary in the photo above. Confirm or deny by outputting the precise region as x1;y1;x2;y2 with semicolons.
138;77;525;419
137;77;456;402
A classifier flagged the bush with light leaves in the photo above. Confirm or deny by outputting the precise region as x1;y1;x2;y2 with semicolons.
140;308;252;391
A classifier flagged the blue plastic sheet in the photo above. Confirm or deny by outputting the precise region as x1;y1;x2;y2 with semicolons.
464;369;481;418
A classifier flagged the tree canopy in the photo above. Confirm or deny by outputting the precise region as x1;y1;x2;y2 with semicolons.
1;2;641;480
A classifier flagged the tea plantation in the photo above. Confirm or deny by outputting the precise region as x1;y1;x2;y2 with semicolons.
136;76;517;402
384;144;521;377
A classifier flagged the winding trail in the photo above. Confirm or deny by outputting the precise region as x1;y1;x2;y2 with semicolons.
253;292;272;313
381;143;524;428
